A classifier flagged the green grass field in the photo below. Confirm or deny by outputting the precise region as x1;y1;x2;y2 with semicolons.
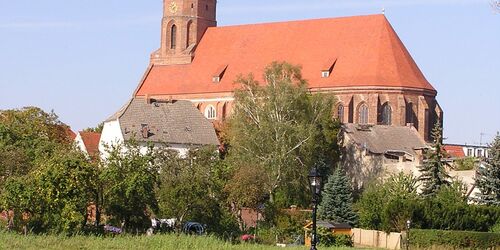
0;232;360;250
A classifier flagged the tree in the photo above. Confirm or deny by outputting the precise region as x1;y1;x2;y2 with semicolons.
227;61;340;206
100;141;160;231
156;146;239;235
84;122;104;133
356;172;419;231
475;133;500;206
418;122;450;197
0;146;97;234
318;167;358;226
0;107;72;187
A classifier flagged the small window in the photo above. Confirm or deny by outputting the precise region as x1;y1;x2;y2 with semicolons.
467;148;473;156
205;105;217;119
191;3;194;9
322;71;330;78
477;149;483;157
212;76;220;83
206;4;209;10
170;25;177;49
380;103;392;125
358;103;369;124
337;104;344;123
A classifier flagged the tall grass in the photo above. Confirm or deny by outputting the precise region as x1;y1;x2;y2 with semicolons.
0;232;359;250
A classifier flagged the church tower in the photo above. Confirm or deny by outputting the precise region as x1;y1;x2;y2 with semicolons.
151;0;217;65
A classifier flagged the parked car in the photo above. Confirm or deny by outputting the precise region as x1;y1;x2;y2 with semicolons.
182;222;205;235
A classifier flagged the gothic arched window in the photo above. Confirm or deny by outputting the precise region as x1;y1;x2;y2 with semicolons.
406;103;414;125
205;105;216;120
358;103;368;124
170;25;177;49
381;103;392;125
337;104;345;123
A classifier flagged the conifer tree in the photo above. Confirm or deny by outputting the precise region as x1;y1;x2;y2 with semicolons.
475;133;500;206
418;121;450;196
318;167;358;226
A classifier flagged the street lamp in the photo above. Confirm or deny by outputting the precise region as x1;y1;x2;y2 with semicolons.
308;165;322;250
406;219;411;250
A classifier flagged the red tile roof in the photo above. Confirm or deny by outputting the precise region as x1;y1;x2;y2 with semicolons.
443;145;465;158
135;14;435;97
79;132;101;156
65;127;77;140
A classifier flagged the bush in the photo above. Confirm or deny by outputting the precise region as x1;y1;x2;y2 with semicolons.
410;229;500;249
317;228;353;247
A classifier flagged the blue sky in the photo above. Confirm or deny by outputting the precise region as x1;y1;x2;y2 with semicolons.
0;0;498;145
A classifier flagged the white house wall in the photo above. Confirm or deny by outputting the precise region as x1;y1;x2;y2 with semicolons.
74;133;88;155
99;119;124;159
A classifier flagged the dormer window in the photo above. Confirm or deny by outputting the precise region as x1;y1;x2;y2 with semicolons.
321;58;337;78
212;64;228;83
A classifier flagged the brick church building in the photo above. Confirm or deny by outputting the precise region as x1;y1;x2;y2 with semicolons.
132;0;442;141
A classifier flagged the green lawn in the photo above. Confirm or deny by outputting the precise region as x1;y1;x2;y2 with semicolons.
0;232;361;250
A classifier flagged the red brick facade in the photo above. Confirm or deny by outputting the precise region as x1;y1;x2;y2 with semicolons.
135;0;443;142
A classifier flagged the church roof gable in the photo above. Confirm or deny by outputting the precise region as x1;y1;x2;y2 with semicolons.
136;14;435;96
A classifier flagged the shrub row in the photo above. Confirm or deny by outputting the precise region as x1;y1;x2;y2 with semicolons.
410;229;500;249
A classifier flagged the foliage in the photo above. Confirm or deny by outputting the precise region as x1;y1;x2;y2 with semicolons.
0;107;72;188
454;157;477;171
410;229;500;249
318;167;358;226
317;228;353;247
84;122;104;133
356;172;419;231
226;61;340;207
418;121;451;197
100;141;160;231
357;174;500;232
0;147;97;234
156;145;239;236
475;133;500;206
225;164;269;211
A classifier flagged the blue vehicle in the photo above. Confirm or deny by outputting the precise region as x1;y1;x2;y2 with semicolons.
182;222;205;235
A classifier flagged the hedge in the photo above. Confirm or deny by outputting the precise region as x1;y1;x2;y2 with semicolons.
409;229;500;249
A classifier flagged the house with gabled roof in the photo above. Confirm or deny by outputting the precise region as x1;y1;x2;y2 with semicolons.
75;131;101;158
340;123;429;187
99;98;219;158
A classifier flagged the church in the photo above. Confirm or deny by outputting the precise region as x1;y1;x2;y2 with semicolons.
131;0;442;142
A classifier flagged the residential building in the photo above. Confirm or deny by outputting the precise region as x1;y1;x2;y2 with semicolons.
340;123;428;187
99;98;219;158
75;131;101;158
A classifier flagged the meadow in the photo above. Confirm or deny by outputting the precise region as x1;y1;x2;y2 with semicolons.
0;232;360;250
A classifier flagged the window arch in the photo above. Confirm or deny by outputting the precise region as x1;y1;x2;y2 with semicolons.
170;24;177;49
358;103;369;124
336;104;345;123
205;105;216;120
380;103;392;125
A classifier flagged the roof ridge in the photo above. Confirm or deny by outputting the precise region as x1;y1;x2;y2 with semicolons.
211;14;385;30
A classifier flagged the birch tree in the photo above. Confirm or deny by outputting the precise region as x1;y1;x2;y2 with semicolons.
227;61;340;206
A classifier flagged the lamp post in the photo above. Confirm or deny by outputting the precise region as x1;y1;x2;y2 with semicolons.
406;219;411;250
308;165;322;250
